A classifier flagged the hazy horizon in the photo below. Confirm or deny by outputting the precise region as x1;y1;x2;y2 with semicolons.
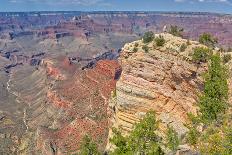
1;0;232;14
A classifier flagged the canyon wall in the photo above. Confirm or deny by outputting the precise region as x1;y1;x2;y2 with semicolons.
110;34;207;141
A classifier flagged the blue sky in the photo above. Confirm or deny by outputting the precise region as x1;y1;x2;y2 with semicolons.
0;0;232;13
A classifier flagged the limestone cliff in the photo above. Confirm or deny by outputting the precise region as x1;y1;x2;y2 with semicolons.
110;33;208;139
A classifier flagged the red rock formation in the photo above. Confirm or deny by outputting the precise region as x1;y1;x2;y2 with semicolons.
37;59;121;154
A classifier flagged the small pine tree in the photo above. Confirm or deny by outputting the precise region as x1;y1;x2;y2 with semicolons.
128;111;161;154
110;111;164;155
192;47;210;63
199;54;229;122
143;31;154;43
110;128;130;155
79;135;100;155
166;126;180;151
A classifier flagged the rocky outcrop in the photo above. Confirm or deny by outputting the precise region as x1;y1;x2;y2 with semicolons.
111;34;206;137
36;59;121;154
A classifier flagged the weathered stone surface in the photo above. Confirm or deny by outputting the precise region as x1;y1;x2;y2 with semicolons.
112;34;206;136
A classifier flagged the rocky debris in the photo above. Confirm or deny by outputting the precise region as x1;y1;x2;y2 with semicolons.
111;33;206;137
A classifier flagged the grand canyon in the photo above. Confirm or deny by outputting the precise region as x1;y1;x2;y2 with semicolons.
0;11;232;154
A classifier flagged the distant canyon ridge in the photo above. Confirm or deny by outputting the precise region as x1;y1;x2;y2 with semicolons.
0;11;232;154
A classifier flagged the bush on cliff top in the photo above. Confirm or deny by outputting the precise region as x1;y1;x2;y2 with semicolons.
192;47;210;63
199;33;218;48
142;45;149;53
154;35;165;47
180;43;187;52
168;25;184;37
143;31;154;43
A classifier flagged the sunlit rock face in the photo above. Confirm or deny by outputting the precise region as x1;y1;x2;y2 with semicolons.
111;34;207;137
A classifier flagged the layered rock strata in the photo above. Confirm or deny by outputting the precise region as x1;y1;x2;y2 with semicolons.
112;34;206;137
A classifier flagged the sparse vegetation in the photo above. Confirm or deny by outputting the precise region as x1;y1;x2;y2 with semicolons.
186;39;191;46
185;51;231;155
192;47;210;63
154;35;165;47
166;126;179;151
227;47;232;52
133;47;138;52
199;125;232;155
168;25;184;37
199;54;228;122
199;33;218;48
134;42;139;47
110;111;164;155
142;45;149;53
223;54;231;63
186;126;199;146
180;43;187;52
143;31;154;43
79;135;101;155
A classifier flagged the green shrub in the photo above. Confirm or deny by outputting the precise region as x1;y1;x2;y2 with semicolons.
199;33;218;47
192;47;210;63
154;35;165;47
134;42;139;47
79;135;101;155
199;126;232;155
180;43;187;52
199;54;228;122
166;126;179;151
223;54;231;63
142;45;149;53
187;39;191;46
186;126;199;145
168;25;184;37
133;47;138;52
110;111;164;155
143;31;154;43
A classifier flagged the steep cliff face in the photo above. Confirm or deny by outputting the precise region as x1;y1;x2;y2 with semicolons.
111;33;207;137
36;59;121;155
